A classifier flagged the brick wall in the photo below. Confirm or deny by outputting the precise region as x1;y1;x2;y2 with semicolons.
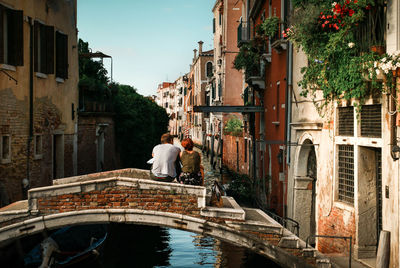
0;89;75;204
77;114;119;175
223;135;249;175
37;186;200;217
317;206;356;254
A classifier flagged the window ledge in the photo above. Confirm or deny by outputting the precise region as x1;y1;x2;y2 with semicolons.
34;154;43;160
55;77;65;83
0;158;11;164
334;201;354;212
35;72;48;79
0;64;16;72
272;121;280;126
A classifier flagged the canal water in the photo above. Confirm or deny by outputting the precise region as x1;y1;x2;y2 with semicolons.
0;145;281;267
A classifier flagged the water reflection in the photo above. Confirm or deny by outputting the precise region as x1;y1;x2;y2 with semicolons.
0;224;281;267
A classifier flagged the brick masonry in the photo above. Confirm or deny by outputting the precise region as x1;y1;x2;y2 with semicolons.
36;185;201;216
0;89;75;204
77;114;119;175
222;134;249;175
317;206;356;254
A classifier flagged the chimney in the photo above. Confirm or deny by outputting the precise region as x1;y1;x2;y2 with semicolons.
193;49;197;62
198;41;204;55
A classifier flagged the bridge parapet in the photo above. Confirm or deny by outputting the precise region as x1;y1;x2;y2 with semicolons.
29;177;207;218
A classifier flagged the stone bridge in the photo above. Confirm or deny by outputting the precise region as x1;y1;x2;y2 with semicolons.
0;169;337;268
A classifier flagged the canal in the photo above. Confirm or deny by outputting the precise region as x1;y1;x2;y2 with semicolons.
0;144;281;268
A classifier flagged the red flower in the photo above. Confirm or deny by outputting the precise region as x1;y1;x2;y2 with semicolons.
354;0;358;3
348;9;354;16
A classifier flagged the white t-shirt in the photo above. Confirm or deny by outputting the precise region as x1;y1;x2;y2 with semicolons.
151;143;181;177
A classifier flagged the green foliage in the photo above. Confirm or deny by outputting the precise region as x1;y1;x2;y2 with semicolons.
226;171;254;205
233;40;263;78
287;0;386;115
259;16;280;38
78;39;111;100
223;116;243;136
79;39;169;169
112;84;169;169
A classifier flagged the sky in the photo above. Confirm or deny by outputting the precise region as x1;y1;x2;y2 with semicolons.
77;0;215;96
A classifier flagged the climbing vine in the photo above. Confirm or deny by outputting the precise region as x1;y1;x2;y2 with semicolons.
284;0;390;115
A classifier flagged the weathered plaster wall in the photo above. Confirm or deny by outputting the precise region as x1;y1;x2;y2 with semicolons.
0;0;78;203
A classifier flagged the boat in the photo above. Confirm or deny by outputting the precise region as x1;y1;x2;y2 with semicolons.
24;224;107;267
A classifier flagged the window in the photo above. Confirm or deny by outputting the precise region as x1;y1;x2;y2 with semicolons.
34;134;43;159
360;104;381;137
244;139;247;162
34;21;54;74
0;5;23;66
338;106;354;136
56;31;68;79
338;145;354;204
276;82;280;121
213;18;215;33
0;135;11;163
206;62;213;77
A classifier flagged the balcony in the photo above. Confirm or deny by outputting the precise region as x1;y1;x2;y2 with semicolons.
270;22;288;53
237;21;250;47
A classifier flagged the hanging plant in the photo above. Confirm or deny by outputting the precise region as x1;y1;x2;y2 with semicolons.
259;16;280;38
285;0;388;116
234;38;265;78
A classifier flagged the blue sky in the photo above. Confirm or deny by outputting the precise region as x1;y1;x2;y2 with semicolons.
77;0;215;96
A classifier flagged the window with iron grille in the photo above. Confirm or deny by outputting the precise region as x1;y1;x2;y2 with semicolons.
338;106;354;136
360;104;381;137
338;145;354;204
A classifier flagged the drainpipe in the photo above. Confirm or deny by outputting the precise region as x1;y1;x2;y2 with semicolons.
25;17;34;197
390;79;398;160
283;0;292;218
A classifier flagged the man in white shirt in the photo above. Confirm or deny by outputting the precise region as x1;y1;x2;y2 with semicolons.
151;133;181;182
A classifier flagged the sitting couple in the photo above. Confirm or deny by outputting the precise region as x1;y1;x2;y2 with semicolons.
151;133;203;185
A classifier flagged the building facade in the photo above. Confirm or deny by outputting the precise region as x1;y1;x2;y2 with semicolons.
0;0;78;204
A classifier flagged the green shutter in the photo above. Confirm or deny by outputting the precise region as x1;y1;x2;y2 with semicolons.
34;21;39;72
8;9;23;66
45;25;54;74
0;6;4;64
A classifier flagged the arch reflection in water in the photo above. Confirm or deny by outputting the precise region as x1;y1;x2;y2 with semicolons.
100;224;281;268
0;223;281;267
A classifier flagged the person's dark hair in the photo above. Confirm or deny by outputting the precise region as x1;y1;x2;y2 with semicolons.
161;133;173;144
181;138;194;151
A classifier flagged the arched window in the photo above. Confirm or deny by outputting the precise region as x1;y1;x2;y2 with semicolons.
206;61;213;78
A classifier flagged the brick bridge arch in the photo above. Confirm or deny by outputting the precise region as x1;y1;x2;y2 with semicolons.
0;169;333;268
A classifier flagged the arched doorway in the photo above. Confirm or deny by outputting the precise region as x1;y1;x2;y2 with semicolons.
293;138;317;245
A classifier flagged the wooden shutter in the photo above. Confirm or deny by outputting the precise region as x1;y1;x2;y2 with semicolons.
34;21;39;72
56;32;68;79
45;25;54;74
0;6;4;64
8;9;23;66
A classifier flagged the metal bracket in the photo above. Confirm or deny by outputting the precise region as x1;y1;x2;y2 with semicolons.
1;69;17;84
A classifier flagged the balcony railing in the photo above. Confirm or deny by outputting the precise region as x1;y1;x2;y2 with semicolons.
354;6;386;54
237;21;250;47
270;22;288;52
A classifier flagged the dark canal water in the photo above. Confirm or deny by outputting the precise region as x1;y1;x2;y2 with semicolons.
0;223;280;268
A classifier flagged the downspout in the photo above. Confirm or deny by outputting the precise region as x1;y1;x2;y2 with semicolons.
282;0;292;218
25;17;34;197
390;80;398;161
